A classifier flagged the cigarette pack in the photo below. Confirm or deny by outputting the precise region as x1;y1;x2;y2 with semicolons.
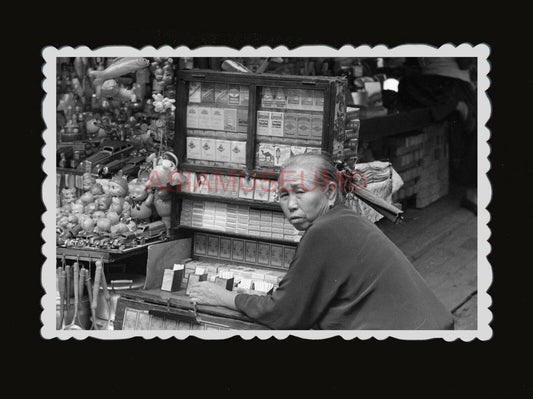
230;141;246;165
257;143;275;168
215;83;228;104
300;90;314;110
240;86;249;106
283;247;296;268
287;89;300;109
290;145;308;157
215;140;231;163
215;276;234;291
186;105;199;128
274;145;291;167
161;267;184;292
186;137;202;160
311;115;323;139
186;273;208;295
200;138;216;161
197;107;211;130
189;81;201;103
274;87;287;108
297;114;311;138
245;241;258;263
210;107;225;130
228;85;240;105
223;108;237;132
232;240;244;261
238;177;256;199
261;87;274;108
283;113;298;136
254;180;271;201
201;83;215;103
237;109;248;133
314;90;324;110
270;112;284;137
269;245;283;267
207;235;220;257
257;111;271;136
194;234;207;255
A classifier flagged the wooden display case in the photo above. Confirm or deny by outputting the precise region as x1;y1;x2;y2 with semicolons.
115;70;354;330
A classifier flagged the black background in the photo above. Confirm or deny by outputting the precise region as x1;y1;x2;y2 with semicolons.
14;14;531;397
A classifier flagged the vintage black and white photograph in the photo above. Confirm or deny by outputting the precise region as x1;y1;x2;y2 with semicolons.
41;44;491;340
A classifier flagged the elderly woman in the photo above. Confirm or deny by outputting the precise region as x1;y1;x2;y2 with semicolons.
189;152;454;330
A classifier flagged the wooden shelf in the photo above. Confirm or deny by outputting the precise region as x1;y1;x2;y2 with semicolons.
177;225;300;246
177;192;281;211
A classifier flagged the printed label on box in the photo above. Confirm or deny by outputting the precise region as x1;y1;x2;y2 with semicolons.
210;107;224;130
207;235;219;257
311;115;323;138
301;90;314;110
257;243;270;265
215;83;228;104
283;113;298;136
230;141;246;165
240;86;249;106
314;90;324;110
245;241;258;263
297;114;311;138
253;180;271;201
270;245;283;267
197;107;211;130
270;112;284;137
228;85;240;105
186;137;202;160
258;143;275;168
290;145;308;157
232;239;244;261
201;138;216;161
186;105;199;128
238;176;256;199
223;108;237;132
261;87;274;108
257;111;270;135
274;145;291;167
287;89;300;109
194;233;207;255
214;140;231;163
219;238;231;259
189;82;201;103
237;109;248;133
201;83;215;103
274;87;287;108
283;247;296;268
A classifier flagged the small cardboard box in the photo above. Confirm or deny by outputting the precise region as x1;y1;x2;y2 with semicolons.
161;265;184;292
186;272;208;295
215;276;234;291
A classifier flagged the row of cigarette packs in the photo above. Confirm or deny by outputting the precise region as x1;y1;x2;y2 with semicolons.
256;143;321;168
180;199;303;242
183;260;287;294
192;232;297;270
260;87;324;112
257;110;323;139
189;82;249;106
186;105;248;132
186;137;246;165
180;171;278;202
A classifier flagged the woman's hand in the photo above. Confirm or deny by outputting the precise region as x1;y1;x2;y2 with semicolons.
188;281;238;310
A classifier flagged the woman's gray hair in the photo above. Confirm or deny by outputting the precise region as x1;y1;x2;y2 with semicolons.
280;151;345;206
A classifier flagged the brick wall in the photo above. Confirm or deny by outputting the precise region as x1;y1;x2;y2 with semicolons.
387;121;450;208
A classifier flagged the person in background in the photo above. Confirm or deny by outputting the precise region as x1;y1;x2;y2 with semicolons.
398;57;477;213
189;152;454;330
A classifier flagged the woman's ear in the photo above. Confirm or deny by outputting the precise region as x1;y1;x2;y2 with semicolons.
326;182;337;206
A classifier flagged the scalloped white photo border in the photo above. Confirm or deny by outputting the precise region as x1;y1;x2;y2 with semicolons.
41;44;492;341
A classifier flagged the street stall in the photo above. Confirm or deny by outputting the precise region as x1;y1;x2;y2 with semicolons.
55;56;471;330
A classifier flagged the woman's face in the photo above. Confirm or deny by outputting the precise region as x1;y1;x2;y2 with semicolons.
278;165;333;231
